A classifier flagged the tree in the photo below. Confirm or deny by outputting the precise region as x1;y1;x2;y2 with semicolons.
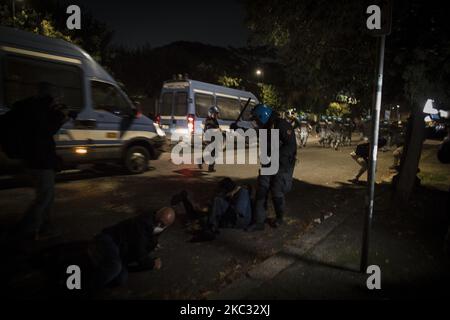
1;0;114;64
243;0;375;112
217;74;243;89
326;102;350;118
0;4;69;41
260;84;283;110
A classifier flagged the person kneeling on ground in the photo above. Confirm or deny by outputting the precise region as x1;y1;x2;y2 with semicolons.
349;137;387;184
172;178;252;241
87;207;175;289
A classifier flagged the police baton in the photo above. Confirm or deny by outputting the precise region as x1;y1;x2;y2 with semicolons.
230;98;251;130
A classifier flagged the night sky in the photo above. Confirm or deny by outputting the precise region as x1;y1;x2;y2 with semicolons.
72;0;249;48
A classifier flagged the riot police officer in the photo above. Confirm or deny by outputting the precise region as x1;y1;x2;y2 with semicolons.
299;118;312;148
247;104;297;231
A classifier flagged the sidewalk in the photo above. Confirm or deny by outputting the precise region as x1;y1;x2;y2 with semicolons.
212;184;450;300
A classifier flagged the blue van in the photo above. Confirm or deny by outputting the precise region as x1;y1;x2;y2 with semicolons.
158;78;259;142
0;27;165;174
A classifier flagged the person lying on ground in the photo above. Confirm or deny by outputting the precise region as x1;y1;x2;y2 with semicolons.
87;207;175;289
37;207;176;296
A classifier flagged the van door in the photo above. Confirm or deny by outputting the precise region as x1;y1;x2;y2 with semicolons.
159;91;188;138
172;91;188;135
159;91;173;135
84;80;134;160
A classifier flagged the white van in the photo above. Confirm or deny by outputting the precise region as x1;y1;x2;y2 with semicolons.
0;27;165;174
157;78;259;142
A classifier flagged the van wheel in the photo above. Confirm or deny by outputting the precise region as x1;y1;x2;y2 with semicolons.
125;146;149;174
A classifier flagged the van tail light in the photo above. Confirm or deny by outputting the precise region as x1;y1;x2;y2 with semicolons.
187;114;195;134
155;114;161;125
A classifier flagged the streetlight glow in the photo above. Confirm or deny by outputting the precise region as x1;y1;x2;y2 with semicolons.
255;69;262;77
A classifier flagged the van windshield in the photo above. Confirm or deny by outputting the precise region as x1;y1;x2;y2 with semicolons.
174;92;187;116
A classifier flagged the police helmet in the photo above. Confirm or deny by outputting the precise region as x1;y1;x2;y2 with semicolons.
251;104;273;125
208;106;219;116
286;109;296;118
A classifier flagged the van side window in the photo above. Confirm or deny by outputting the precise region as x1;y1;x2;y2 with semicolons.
91;81;131;116
4;55;83;110
174;92;187;116
195;93;214;118
160;92;172;116
216;96;241;121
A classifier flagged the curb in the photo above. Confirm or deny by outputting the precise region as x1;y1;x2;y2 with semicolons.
209;210;353;300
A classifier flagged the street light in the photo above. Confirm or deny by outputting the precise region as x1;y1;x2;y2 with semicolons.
255;69;263;77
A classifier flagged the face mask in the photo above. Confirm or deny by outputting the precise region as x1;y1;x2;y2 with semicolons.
153;224;167;235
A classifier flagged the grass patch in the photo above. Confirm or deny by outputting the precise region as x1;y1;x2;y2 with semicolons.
419;171;450;190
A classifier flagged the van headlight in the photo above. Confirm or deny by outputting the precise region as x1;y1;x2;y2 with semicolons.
75;147;88;155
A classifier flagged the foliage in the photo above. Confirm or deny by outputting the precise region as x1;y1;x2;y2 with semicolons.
1;3;72;41
326;102;350;117
243;0;374;114
260;84;283;110
384;1;450;108
243;0;450;114
217;75;243;89
0;0;113;64
335;91;358;105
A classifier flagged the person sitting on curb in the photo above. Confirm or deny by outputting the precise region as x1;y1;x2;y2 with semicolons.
171;178;252;241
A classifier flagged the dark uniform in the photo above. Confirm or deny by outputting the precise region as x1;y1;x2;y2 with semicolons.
88;212;160;288
200;116;220;172
2;95;68;238
254;115;297;227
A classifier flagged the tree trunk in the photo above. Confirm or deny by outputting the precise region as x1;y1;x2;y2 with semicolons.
394;102;425;204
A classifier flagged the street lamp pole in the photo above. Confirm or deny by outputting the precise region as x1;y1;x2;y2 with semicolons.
360;34;386;272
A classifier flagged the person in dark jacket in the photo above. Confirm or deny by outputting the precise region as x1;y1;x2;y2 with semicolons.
349;137;387;183
198;106;221;172
88;207;175;289
13;82;69;240
247;104;297;231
